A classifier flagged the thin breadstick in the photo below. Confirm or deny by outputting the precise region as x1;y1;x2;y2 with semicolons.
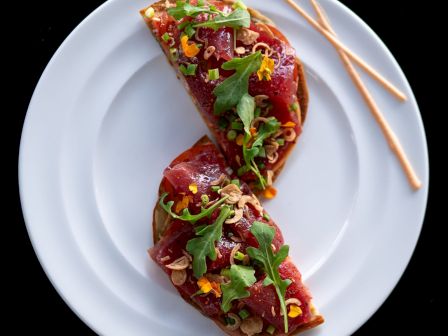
309;0;421;190
285;0;407;102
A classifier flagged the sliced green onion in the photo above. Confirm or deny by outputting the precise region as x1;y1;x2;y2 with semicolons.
227;130;237;141
263;213;271;221
231;179;240;187
198;0;205;6
266;325;276;335
234;251;245;261
184;24;196;38
231;121;244;131
201;194;209;206
290;102;299;112
162;32;170;42
211;186;220;192
220;268;231;278
257;147;266;158
277;138;285;146
179;63;197;76
232;0;248;10
237;166;249;177
238;309;250;320
254;107;261;118
169;47;179;61
258;162;266;170
208;68;220;80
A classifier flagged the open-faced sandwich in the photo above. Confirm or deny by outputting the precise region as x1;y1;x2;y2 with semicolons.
141;0;308;195
149;136;323;335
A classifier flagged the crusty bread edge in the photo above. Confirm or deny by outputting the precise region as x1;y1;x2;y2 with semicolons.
141;0;309;188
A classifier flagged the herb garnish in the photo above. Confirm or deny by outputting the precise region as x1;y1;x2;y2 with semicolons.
193;8;251;31
159;192;228;224
167;1;221;20
213;51;262;115
187;206;231;278
221;264;256;312
247;221;291;333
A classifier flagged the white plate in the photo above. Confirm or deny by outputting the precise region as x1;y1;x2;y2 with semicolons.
19;0;429;335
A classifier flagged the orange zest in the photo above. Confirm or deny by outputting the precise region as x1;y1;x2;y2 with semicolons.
288;305;303;318
282;121;296;128
188;183;198;194
250;127;257;136
236;134;245;146
257;55;275;81
181;35;200;57
197;277;221;298
263;186;277;199
175;195;192;213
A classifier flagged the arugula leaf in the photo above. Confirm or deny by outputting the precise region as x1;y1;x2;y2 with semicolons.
213;51;262;115
159;192;228;224
187;206;231;278
251;117;281;148
193;8;251;31
237;93;255;134
247;221;291;333
221;265;256;312
168;1;217;20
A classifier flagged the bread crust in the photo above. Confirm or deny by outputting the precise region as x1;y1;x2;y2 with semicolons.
141;0;309;187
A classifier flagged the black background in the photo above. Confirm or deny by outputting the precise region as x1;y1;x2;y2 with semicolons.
13;0;442;335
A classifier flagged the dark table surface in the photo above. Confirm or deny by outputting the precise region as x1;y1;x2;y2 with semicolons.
13;0;441;335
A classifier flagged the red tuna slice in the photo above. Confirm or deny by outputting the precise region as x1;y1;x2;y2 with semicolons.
242;259;313;333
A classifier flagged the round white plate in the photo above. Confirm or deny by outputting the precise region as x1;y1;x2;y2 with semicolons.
20;0;429;335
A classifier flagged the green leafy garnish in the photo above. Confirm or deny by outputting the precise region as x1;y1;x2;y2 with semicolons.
159;192;228;224
213;51;262;115
220;264;256;312
241;117;281;189
247;222;291;333
236;93;255;134
167;0;220;20
193;8;251;31
187;206;231;278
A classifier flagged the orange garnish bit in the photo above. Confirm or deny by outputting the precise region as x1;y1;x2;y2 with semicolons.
288;305;303;318
175;195;192;213
257;55;275;81
263;186;277;199
236;134;245;146
250;127;257;136
181;35;200;57
188;183;198;194
282;121;296;128
197;277;221;298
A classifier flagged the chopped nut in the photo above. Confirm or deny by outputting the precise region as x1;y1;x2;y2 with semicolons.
240;316;263;336
237;28;260;45
283;128;297;142
267;152;279;164
220;183;243;204
182;250;192;262
235;46;246;54
271;244;277;252
230;235;243;243
171;269;187;286
165;256;190;270
271;306;276;317
238;195;264;214
204;46;216;60
215;247;223;259
235;155;241;167
225;208;244;224
211;174;226;186
285;298;302;307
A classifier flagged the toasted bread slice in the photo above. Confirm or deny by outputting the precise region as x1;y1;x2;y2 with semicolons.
141;0;309;190
151;136;323;335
